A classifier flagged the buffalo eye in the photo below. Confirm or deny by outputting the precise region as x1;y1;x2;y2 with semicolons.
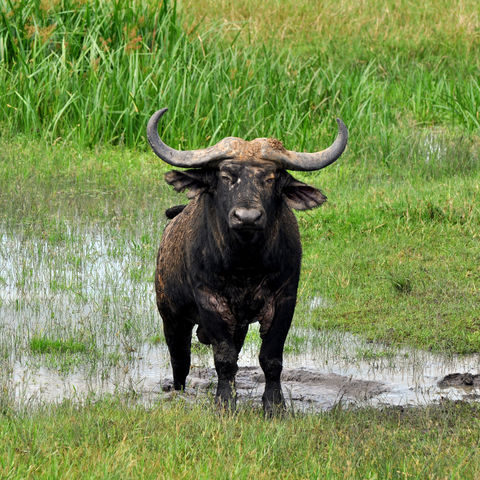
220;172;237;185
261;173;276;187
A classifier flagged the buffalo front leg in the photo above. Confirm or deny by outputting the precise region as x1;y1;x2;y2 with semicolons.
195;288;240;410
212;338;239;410
162;317;193;391
259;295;296;415
213;324;249;407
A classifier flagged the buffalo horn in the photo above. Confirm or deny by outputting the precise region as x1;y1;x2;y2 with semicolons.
147;108;232;167
262;118;348;171
147;108;347;171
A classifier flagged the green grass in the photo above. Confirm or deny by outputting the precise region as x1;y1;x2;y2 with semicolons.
299;151;480;353
30;336;88;354
1;399;480;479
1;0;479;151
28;336;95;372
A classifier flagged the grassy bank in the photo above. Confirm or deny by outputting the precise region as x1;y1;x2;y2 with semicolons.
1;399;480;479
1;0;479;150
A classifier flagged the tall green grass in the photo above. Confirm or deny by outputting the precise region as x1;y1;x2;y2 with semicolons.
1;0;183;145
1;0;479;152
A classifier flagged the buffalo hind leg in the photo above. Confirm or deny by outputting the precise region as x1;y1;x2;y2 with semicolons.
163;318;193;391
259;296;296;416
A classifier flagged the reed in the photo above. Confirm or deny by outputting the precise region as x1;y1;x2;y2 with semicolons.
1;0;479;151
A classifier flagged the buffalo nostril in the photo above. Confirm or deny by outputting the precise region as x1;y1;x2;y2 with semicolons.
233;208;262;224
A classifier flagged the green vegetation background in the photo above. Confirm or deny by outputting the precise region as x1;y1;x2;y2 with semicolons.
1;1;480;478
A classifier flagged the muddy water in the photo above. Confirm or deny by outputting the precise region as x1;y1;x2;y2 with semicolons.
1;226;480;411
7;327;480;412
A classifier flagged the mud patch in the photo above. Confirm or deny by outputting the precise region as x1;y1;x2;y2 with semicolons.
438;373;480;388
178;366;387;411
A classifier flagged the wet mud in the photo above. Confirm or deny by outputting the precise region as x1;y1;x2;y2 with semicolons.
438;373;480;388
7;333;480;412
166;365;388;410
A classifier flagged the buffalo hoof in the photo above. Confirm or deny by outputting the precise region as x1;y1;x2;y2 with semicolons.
215;396;237;413
262;388;286;417
215;383;237;412
263;400;286;417
162;378;187;392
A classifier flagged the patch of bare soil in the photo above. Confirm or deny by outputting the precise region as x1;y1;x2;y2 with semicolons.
438;373;480;388
165;366;388;410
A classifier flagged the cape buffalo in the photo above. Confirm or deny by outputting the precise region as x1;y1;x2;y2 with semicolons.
147;108;348;414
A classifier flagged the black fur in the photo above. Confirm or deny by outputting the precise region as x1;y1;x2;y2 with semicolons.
165;204;186;219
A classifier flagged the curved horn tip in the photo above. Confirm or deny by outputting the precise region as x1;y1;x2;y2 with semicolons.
148;107;169;126
335;118;348;134
147;108;169;145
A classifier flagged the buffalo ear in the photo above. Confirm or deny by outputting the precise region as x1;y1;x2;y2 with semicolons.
283;176;327;210
164;170;212;199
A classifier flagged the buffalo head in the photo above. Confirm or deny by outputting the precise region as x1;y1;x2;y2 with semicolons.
147;108;347;241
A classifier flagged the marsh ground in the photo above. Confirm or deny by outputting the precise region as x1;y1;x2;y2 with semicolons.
1;0;480;477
